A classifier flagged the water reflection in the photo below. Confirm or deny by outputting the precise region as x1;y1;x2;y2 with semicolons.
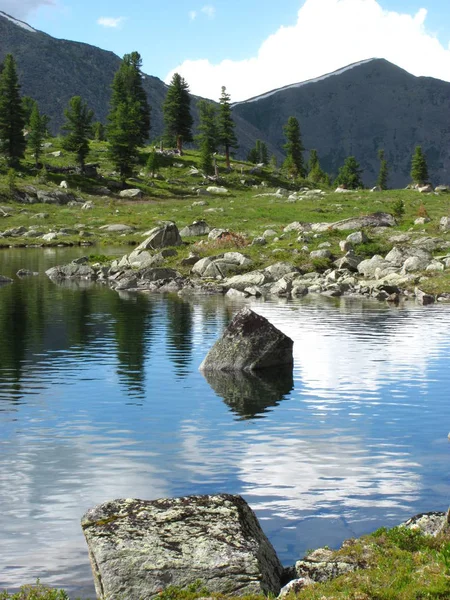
0;249;450;595
203;367;293;420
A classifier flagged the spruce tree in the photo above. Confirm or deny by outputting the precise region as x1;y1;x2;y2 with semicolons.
335;156;364;189
196;99;218;175
217;86;238;168
283;116;305;178
307;149;328;184
28;103;46;166
0;54;26;165
107;52;151;181
92;121;105;141
163;73;193;154
410;146;429;185
62;96;93;170
146;149;159;178
22;96;37;129
377;149;389;189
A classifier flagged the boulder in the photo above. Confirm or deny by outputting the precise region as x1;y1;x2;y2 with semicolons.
312;213;396;233
0;274;13;284
415;287;435;306
208;228;230;240
81;494;283;599
310;249;332;259
418;184;433;193
263;262;298;281
42;232;58;241
136;223;182;251
119;188;143;199
36;190;76;205
46;263;97;280
439;217;450;231
179;220;210;237
224;271;268;291
402;511;448;536
435;185;449;193
138;267;181;282
295;548;358;584
199;307;293;372
346;231;368;245
357;255;392;278
99;224;135;233
206;186;228;195
278;578;315;598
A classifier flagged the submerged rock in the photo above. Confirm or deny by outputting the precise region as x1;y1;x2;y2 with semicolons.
81;494;283;600
199;307;294;372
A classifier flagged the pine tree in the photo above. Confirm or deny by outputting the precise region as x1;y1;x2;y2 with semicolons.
163;73;193;154
196;99;218;175
335;156;364;189
146;149;159;177
307;149;328;184
107;52;151;181
283;116;305;178
92;121;105;141
410;145;429;185
108;100;141;183
260;141;269;164
217;86;238;169
377;149;389;189
0;54;26;165
61;96;93;170
22;96;37;129
28;103;46;166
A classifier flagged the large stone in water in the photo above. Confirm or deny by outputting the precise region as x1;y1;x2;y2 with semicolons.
81;494;283;600
199;307;293;372
136;222;182;251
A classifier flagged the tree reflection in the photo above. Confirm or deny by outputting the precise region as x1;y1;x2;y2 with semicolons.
165;296;193;378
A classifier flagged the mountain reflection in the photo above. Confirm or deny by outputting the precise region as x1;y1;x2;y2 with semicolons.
203;367;293;419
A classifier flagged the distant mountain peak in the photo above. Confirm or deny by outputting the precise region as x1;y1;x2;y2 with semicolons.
0;11;37;33
234;58;380;106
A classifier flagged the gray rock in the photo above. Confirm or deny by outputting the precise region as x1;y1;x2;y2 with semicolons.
264;262;299;281
82;201;94;210
208;228;229;241
226;288;247;298
206;186;228;195
310;249;332;259
36;190;76;205
199;307;293;372
334;250;362;272
312;212;396;233
179;220;210;237
401;255;431;273
402;511;448;536
346;231;368;245
42;232;58;241
99;224;135;233
283;222;310;234
128;250;163;269
357;255;392;278
81;494;283;599
440;216;450;231
30;212;49;219
119;188;143;199
16;269;38;277
46;263;97;280
414;216;431;225
415;287;435;305
0;274;13;284
418;184;433;193
2;226;27;237
339;240;353;252
225;271;268;291
263;229;278;239
278;577;315;598
138;267;181;282
252;236;267;246
435;185;449;193
136;223;182;251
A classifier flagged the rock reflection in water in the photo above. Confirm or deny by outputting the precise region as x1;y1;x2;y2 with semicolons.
203;367;293;419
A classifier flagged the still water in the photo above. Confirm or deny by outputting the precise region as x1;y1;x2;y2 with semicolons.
1;247;450;597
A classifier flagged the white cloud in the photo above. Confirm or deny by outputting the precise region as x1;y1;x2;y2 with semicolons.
200;4;215;18
0;0;55;19
165;0;450;101
97;16;126;29
189;10;197;20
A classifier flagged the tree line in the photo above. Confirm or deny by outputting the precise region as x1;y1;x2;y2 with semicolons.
0;52;431;189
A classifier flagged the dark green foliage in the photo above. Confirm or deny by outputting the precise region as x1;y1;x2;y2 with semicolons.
196;99;218;175
0;54;26;165
22;95;37;128
107;52;151;181
218;86;238;168
92;121;105;141
163;73;193;153
335;155;364;189
377;149;389;189
61;95;93;170
110;52;150;146
308;149;329;184
283;116;305;177
28;103;46;165
107;100;141;182
247;139;268;164
146;149;160;177
411;145;429;184
0;581;69;600
391;197;405;218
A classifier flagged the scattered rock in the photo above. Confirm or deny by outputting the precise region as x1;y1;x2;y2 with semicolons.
278;578;315;598
42;232;58;241
199;307;293;372
208;228;230;241
119;189;143;199
415;287;435;305
16;269;38;277
0;274;13;284
418;184;433;193
81;494;283;600
312;213;396;233
180;220;210;237
206;186;228;195
346;231;368;245
402;511;448;536
99;224;135;233
136;223;182;251
439;217;450;231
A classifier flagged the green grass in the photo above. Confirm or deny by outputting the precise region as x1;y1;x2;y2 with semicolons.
1;139;450;291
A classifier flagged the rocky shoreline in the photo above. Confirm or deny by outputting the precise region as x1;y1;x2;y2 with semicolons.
37;218;450;306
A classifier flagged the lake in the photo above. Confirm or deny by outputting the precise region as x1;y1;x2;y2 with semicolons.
1;247;450;597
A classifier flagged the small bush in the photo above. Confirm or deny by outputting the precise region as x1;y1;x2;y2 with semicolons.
0;581;69;600
417;203;429;218
392;198;405;219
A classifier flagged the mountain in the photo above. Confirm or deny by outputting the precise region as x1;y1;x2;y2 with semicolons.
233;58;450;187
0;11;272;158
2;11;450;186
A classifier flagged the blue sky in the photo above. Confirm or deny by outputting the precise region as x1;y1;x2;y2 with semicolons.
2;0;450;101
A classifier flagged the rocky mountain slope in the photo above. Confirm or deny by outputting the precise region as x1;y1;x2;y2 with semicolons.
0;11;272;158
233;58;450;187
1;11;450;186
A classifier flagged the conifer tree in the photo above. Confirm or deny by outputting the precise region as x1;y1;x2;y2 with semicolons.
307;149;328;184
107;52;151;181
283;116;305;178
335;156;364;189
0;54;26;165
92;121;105;141
196;99;218;175
22;96;37;129
163;73;193;154
377;149;389;189
28;103;46;166
146;149;159;178
260;141;269;165
410;145;429;185
62;96;93;170
217;86;238;168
